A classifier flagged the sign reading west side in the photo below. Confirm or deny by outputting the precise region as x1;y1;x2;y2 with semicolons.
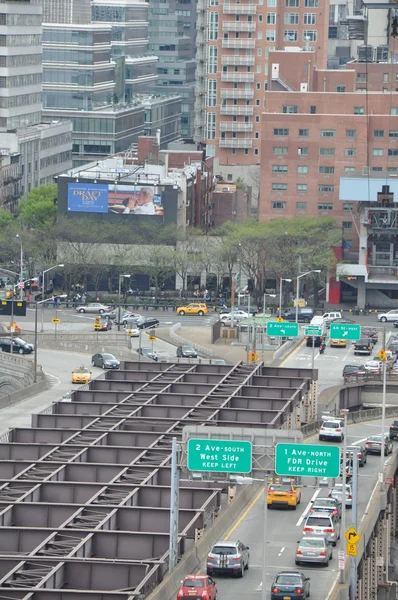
187;438;252;473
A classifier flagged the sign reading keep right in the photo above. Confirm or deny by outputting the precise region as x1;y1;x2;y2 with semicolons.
275;443;340;478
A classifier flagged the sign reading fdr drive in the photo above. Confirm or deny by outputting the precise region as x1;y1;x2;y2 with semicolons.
187;438;252;473
275;443;340;478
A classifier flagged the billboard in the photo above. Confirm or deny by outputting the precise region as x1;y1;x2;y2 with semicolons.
67;183;164;216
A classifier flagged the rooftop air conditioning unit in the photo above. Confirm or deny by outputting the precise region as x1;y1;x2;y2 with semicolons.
376;45;388;62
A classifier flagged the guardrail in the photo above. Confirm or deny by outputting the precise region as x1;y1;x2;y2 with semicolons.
344;371;398;385
169;323;213;357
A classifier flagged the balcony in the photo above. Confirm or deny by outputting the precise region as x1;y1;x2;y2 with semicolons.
368;265;398;278
219;138;253;148
222;22;256;32
221;73;254;83
223;4;257;14
220;105;254;115
222;39;256;49
361;207;398;230
221;55;255;66
221;89;254;99
220;122;253;132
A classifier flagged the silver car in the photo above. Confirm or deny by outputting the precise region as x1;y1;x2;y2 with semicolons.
76;303;110;314
295;536;333;566
303;511;341;545
206;540;250;578
310;497;342;520
328;483;352;508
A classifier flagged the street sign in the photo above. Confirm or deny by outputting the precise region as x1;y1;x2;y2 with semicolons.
345;527;361;544
94;324;103;330
346;543;357;557
378;349;387;361
18;283;24;289
338;550;345;569
275;443;340;478
305;325;323;337
149;335;156;342
276;316;284;322
248;351;258;363
267;321;299;337
52;318;61;324
329;323;361;341
187;438;252;473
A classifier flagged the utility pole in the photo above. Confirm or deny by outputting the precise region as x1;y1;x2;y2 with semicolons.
168;437;180;571
340;408;349;585
380;326;387;490
350;447;359;600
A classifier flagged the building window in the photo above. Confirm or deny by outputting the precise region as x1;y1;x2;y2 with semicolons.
343;203;353;211
298;128;309;136
372;167;383;172
273;146;288;154
336;85;345;92
284;30;298;41
207;46;218;74
297;184;307;191
319;166;335;173
372;148;384;156
206;79;217;107
296;201;307;209
267;12;276;23
284;13;299;24
274;128;289;135
297;165;308;174
227;173;233;181
298;147;308;155
272;165;288;172
272;201;287;209
254;148;259;155
266;30;276;41
304;0;318;6
318;203;334;211
329;26;337;38
318;185;334;192
392;108;398;115
320;148;335;156
374;130;384;138
207;11;219;40
388;167;398;173
388;149;398;156
206;112;216;139
383;73;389;83
304;13;316;24
346;129;356;138
310;105;316;114
389;130;398;138
320;129;336;137
357;73;367;83
282;105;298;113
256;115;260;122
267;0;277;6
285;0;299;6
259;14;263;21
303;30;317;41
345;148;356;156
342;221;353;229
353;106;365;114
344;167;355;172
272;183;288;190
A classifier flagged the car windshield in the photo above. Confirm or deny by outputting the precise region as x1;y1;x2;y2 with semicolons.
211;546;237;555
13;338;26;345
102;354;115;360
323;422;340;429
300;539;325;548
368;436;382;442
182;346;195;351
314;499;335;507
142;348;151;355
74;368;89;374
183;580;204;588
269;485;292;492
276;575;302;585
305;517;331;527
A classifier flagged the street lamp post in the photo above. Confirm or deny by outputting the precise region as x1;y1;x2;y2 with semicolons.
295;270;321;323
340;408;349;585
279;278;291;317
16;234;23;300
41;264;64;332
118;274;131;331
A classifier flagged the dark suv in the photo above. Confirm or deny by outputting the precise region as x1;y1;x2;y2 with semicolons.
283;308;314;323
353;339;372;355
0;337;33;354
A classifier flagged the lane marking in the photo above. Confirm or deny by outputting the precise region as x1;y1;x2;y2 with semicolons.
279;339;305;368
224;488;264;540
296;488;321;526
278;547;285;556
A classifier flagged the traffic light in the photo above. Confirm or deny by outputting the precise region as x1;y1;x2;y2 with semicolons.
247;279;254;292
392;16;398;38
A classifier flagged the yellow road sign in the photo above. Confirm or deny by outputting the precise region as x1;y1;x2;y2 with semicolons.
378;349;387;361
248;351;259;363
346;542;357;557
148;336;156;342
52;318;61;324
345;526;361;544
94;324;103;330
276;317;284;322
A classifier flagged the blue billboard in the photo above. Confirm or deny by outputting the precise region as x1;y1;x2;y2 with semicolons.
67;183;109;213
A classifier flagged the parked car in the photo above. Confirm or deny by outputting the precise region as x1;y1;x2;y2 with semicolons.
91;353;120;369
71;366;91;384
295;536;333;566
135;317;160;330
342;364;366;378
206;540;249;577
176;303;208;316
176;576;217;600
176;345;197;358
0;337;33;354
75;303;110;314
138;347;158;361
365;435;393;455
378;309;398;323
270;571;310;600
283;308;314;323
93;319;112;331
353;339;372;355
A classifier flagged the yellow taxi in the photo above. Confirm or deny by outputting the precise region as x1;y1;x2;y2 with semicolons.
71;366;91;384
330;339;347;348
267;477;301;510
176;303;208;316
5;288;13;300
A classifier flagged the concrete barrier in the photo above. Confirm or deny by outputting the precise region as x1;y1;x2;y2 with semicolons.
146;483;262;600
169;323;213;358
272;336;304;365
0;351;39;396
0;377;49;410
21;332;133;357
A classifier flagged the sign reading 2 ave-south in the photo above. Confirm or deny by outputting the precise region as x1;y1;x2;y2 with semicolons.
267;322;299;337
275;443;340;478
330;323;361;341
187;438;252;473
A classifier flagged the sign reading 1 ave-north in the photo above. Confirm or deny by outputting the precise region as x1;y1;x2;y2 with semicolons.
187;438;252;473
329;323;361;341
267;321;299;337
275;443;340;478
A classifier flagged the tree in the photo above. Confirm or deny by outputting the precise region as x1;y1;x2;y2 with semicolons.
136;245;176;301
17;185;57;230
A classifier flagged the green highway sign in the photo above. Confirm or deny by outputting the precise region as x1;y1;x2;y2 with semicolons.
330;323;361;341
275;443;340;478
187;438;252;473
305;325;323;337
267;321;299;337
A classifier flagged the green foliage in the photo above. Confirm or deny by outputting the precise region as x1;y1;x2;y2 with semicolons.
17;185;57;230
235;177;245;189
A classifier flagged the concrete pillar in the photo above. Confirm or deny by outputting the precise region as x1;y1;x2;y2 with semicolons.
357;278;366;309
358;219;368;265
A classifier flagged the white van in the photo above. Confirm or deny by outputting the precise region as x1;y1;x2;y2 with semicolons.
310;316;325;327
323;311;342;326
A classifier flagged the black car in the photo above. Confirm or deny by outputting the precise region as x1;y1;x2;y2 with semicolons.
346;444;367;467
390;419;398;440
138;347;158;361
136;317;160;330
353;339;372;355
270;571;310;600
95;320;112;331
91;353;120;369
0;337;33;354
176;345;198;358
306;335;323;347
283;308;314;323
362;327;378;345
342;364;366;378
388;340;398;355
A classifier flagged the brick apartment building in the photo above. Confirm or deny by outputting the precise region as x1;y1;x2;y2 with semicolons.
259;49;398;241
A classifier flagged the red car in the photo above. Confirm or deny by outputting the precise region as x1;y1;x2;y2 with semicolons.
176;575;217;600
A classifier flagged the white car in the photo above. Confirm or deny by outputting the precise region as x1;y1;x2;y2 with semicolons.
364;360;382;373
328;483;352;508
378;309;398;323
126;327;140;337
319;417;345;442
76;303;110;314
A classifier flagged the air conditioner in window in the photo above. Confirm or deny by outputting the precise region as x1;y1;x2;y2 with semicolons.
362;166;370;176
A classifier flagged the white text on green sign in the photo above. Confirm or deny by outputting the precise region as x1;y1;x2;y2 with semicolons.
329;323;361;341
267;321;299;337
305;326;323;336
275;443;340;478
187;438;252;473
